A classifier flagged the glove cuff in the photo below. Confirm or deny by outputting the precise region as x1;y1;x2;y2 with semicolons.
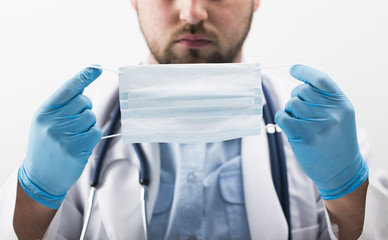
18;164;66;209
319;152;369;200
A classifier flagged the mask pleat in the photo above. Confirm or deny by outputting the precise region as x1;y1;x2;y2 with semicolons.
118;63;263;143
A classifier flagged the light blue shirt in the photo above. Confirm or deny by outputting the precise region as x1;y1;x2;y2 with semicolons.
148;139;251;240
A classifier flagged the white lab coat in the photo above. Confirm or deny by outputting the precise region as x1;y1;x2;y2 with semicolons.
1;72;388;240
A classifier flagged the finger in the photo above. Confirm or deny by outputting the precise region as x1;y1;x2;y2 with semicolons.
291;83;344;104
289;65;342;94
275;110;330;141
45;65;102;106
65;125;102;156
285;97;333;120
42;94;93;115
291;84;307;99
275;110;308;139
53;109;97;133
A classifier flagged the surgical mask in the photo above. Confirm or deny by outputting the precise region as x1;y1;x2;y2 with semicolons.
118;63;262;143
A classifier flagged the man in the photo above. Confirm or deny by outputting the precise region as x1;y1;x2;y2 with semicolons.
1;0;388;239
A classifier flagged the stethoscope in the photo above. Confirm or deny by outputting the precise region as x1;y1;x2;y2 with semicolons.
79;82;292;240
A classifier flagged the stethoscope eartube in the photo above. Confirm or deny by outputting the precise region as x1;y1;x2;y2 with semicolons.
133;143;150;186
133;143;150;239
80;83;291;240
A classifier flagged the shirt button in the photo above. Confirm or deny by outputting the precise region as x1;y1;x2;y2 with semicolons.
188;236;197;240
187;172;197;182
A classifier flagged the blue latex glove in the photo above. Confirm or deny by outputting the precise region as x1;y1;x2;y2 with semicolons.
275;65;368;200
18;66;103;209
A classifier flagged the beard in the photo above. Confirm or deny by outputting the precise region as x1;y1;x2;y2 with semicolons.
139;12;254;64
156;44;229;64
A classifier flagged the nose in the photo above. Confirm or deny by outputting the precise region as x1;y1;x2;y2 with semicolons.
179;0;208;25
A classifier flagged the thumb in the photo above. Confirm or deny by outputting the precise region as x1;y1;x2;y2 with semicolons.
45;65;102;106
290;64;342;94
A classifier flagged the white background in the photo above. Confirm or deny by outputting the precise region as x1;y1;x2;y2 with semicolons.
0;0;387;185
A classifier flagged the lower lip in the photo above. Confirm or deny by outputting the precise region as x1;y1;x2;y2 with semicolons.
178;39;212;48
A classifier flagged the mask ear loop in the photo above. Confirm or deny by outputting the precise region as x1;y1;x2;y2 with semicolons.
89;64;295;73
101;124;283;140
258;64;294;70
88;65;121;74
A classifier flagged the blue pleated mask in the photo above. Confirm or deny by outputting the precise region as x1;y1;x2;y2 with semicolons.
118;63;263;143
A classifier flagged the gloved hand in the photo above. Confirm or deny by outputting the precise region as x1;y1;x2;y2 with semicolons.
275;65;368;200
18;66;103;209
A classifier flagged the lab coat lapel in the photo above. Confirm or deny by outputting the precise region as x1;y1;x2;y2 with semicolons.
242;132;289;239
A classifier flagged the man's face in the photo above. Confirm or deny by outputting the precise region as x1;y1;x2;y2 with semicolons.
132;0;260;64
